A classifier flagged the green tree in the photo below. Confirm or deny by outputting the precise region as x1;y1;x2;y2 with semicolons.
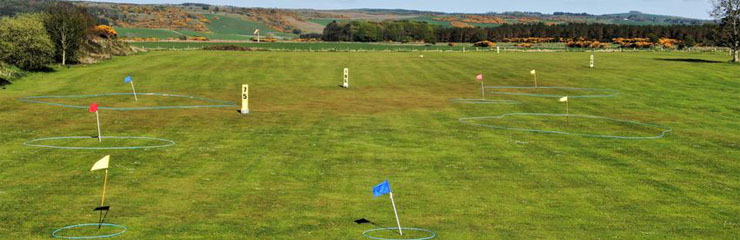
0;14;54;70
44;2;93;65
682;36;697;49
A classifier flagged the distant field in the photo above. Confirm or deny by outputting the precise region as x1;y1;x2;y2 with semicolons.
115;27;184;39
307;18;344;26
1;50;738;239
409;16;452;27
115;14;296;40
203;14;270;35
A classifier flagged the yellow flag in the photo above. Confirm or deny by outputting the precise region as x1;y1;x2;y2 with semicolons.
253;29;259;34
559;96;568;102
91;155;110;171
530;70;536;75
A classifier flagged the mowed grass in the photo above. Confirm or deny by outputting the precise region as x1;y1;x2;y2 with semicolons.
1;51;739;239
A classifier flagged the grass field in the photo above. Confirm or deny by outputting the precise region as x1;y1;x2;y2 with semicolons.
1;51;739;239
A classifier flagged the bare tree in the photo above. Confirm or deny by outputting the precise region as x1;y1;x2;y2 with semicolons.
711;0;740;62
44;2;91;65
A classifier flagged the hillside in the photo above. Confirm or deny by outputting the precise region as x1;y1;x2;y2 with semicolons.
1;1;713;41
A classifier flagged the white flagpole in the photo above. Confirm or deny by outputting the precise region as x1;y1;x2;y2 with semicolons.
95;110;102;142
130;80;138;101
534;72;538;89
389;192;403;235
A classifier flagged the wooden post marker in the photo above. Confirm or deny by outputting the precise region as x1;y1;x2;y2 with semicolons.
590;55;594;68
342;68;349;88
241;84;249;114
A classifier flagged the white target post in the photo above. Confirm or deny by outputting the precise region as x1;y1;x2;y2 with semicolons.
590;54;594;68
241;84;249;115
342;68;349;88
496;46;500;54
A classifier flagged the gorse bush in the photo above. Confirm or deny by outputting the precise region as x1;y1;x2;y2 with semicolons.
473;40;495;47
91;25;118;39
0;14;54;70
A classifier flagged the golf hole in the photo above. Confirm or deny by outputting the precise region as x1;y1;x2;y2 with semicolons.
51;223;127;239
25;136;176;150
449;98;521;104
486;86;618;98
19;93;236;110
459;113;671;139
362;227;436;240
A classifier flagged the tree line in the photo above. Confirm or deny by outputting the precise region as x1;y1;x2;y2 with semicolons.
0;2;104;71
317;20;717;46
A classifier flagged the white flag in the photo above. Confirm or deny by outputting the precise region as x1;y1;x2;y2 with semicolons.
253;29;259;34
91;155;110;171
559;96;568;102
530;70;536;75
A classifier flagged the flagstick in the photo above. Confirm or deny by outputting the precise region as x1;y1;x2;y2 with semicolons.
95;111;102;142
534;73;538;89
389;192;403;236
130;80;138;101
480;81;485;99
566;100;569;128
101;169;108;206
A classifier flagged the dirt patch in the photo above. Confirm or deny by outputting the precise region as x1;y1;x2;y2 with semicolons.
202;45;264;51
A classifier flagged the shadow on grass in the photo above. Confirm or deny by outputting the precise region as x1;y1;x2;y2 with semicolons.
0;78;10;87
34;66;57;72
655;58;723;63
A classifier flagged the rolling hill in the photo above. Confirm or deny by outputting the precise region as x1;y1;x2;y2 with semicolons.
0;1;713;41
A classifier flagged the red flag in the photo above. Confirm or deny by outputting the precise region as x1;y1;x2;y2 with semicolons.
476;74;483;81
89;103;98;113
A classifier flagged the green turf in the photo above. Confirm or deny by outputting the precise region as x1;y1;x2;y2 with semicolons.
1;51;739;239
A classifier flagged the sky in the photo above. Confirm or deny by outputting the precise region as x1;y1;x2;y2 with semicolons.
80;0;714;19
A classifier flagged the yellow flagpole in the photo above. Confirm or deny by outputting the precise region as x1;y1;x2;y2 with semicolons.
566;99;569;127
101;169;108;206
480;81;485;99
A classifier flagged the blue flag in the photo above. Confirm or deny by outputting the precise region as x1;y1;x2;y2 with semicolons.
125;76;132;83
373;180;391;197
